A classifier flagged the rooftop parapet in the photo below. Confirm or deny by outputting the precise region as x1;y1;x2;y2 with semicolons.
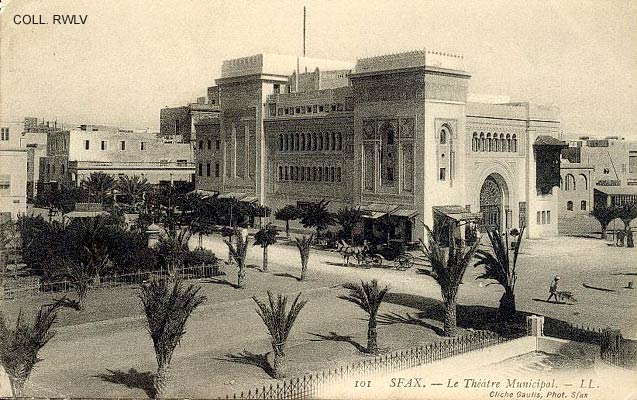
354;49;466;75
220;54;354;80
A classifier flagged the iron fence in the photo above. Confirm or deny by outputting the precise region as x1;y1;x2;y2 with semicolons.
2;263;220;300
230;329;508;399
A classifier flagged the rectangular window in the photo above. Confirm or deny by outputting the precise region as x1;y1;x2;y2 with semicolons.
101;140;107;150
439;168;446;181
120;141;126;150
629;151;637;173
541;211;546;224
536;211;541;225
207;140;212;150
175;119;180;135
215;162;220;177
176;159;188;166
198;163;203;176
0;128;8;141
141;142;146;150
206;162;211;177
546;211;551;224
215;139;220;150
84;140;90;150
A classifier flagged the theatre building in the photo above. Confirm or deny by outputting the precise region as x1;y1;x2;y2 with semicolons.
194;50;565;240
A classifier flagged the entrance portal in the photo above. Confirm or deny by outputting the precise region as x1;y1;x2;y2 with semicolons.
480;176;503;231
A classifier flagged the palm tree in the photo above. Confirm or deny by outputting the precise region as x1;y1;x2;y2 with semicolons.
474;227;525;322
299;199;334;238
253;224;279;272
294;234;313;281
224;230;250;288
274;205;298;237
140;278;205;398
81;171;116;205
617;203;637;248
116;175;151;211
156;230;191;278
0;302;61;397
590;204;619;240
419;225;480;337
335;207;363;243
341;280;390;354
252;291;307;378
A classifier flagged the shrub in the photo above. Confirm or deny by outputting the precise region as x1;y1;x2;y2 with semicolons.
184;249;220;276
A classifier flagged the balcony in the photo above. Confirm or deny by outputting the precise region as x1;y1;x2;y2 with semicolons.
68;160;195;170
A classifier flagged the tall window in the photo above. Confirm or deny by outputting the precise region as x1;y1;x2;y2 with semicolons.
505;134;510;152
629;151;637;173
175;120;180;135
472;132;478;152
206;163;211;177
84;140;90;150
140;142;147;150
565;174;576;190
480;133;485;151
216;139;221;150
215;163;220;177
207;140;212;150
581;200;587;211
120;141;126;151
439;126;448;144
567;201;573;211
511;134;518;152
101;141;107;150
486;133;492;151
0;128;8;141
198;163;203;176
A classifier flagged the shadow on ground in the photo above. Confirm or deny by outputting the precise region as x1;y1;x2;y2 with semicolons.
308;331;368;353
218;350;275;378
272;272;301;281
203;277;238;288
95;368;155;398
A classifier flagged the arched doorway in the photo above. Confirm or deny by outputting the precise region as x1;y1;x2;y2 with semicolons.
480;175;504;231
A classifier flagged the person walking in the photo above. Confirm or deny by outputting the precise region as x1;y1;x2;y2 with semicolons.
547;276;560;303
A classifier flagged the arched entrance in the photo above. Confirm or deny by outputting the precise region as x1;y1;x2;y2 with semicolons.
480;175;505;231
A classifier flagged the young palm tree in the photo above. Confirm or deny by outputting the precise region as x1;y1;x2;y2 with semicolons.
157;230;191;278
253;291;307;378
116;175;151;210
341;280;390;354
0;303;60;397
140;278;205;398
253;224;279;272
590;204;619;240
294;234;313;281
224;230;250;288
419;225;480;337
81;171;116;204
274;205;298;237
474;227;525;321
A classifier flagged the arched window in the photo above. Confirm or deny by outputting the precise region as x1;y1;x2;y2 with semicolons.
318;133;323;150
330;167;335;182
279;135;283;151
318;167;323;181
480;133;485;151
511;134;517;152
579;174;588;190
284;166;289;180
312;133;318;151
295;166;300;180
312;167;317;181
499;134;505;152
472;132;478;152
294;133;299;151
324;132;330;150
331;132;336;150
283;134;288;151
567;201;573;211
439;126;449;144
279;166;283;181
299;133;305;150
565;174;576;190
581;200;587;211
337;132;343;150
505;134;510;152
306;166;311;180
337;167;342;182
486;133;492;151
306;133;311;150
300;166;305;181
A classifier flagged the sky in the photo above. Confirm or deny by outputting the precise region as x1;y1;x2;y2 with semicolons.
1;0;636;138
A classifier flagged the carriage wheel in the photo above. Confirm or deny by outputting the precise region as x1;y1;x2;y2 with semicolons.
369;255;383;269
396;255;412;270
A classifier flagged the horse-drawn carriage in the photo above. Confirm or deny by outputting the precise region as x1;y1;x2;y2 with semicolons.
336;240;415;270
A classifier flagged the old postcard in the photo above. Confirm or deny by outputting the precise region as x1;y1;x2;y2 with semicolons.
1;0;636;399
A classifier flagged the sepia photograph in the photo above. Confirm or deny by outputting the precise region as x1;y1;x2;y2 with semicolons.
0;0;636;399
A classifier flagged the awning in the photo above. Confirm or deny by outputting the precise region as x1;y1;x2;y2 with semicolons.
433;205;481;222
362;211;387;219
240;196;258;204
218;192;247;200
188;189;218;199
392;208;418;218
64;211;110;219
362;203;399;213
594;186;637;196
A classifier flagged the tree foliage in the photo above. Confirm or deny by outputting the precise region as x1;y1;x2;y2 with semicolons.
335;207;363;244
590;204;620;239
299;199;333;236
341;280;390;354
252;291;307;378
81;172;116;205
274;205;298;237
419;225;480;336
140;278;205;398
254;224;279;272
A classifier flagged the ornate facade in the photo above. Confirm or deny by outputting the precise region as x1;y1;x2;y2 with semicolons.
194;51;565;240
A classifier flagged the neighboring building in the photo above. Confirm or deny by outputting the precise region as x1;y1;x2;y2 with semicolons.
559;136;637;235
159;99;220;143
40;126;195;186
194;51;565;240
0;121;28;220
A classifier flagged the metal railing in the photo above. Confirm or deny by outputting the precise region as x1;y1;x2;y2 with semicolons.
230;330;508;399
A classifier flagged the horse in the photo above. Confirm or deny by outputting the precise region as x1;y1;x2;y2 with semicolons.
336;240;367;267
